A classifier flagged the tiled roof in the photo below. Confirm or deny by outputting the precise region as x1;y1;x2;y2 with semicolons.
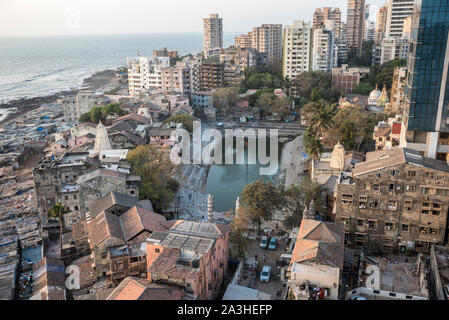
106;276;183;300
88;211;125;248
72;255;96;289
89;192;140;219
291;219;345;270
374;126;391;137
121;206;170;241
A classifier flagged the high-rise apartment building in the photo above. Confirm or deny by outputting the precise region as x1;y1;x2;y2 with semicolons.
400;0;449;162
364;20;375;41
282;21;313;81
203;14;223;58
313;7;342;39
385;0;415;38
312;21;335;73
346;0;366;57
252;24;283;64
375;4;389;44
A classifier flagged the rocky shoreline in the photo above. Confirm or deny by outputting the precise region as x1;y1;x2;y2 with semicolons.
0;69;119;124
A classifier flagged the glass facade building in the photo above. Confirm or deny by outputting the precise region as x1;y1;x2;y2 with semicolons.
404;0;449;133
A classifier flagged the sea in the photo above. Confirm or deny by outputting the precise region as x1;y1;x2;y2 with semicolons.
0;32;238;104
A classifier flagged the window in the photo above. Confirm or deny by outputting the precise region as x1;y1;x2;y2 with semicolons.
155;248;160;253
374;184;380;191
402;224;409;232
407;171;416;177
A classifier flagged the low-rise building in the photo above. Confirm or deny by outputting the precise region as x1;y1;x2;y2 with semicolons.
88;203;170;284
287;208;345;300
146;220;230;300
106;276;184;300
60;91;108;123
332;65;370;94
191;91;214;109
373;116;402;151
346;253;428;300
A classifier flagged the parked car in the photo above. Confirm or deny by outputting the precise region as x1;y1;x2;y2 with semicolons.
269;237;277;250
260;265;271;283
260;236;269;249
352;296;367;300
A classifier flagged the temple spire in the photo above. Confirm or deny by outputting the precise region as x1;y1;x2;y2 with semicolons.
94;120;111;153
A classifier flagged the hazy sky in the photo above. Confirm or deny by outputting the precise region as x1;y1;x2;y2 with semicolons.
0;0;386;37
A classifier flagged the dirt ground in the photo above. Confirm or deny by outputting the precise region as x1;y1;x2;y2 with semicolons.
238;238;289;300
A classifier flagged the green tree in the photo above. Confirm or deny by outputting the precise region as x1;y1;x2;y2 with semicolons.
278;178;327;229
127;145;180;212
353;82;375;95
48;203;67;256
164;114;194;132
78;103;127;124
239;180;281;233
212;87;240;115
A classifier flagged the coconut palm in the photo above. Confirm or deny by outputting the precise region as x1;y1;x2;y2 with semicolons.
48;203;67;257
303;127;324;160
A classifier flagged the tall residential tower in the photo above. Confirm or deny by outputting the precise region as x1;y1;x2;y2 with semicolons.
346;0;366;57
203;14;223;58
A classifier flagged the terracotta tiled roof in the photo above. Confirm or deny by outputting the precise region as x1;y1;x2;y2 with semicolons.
121;206;170;241
88;211;126;248
72;255;96;289
291;219;345;270
106;276;183;300
89;192;140;219
374;126;391;137
72;221;88;241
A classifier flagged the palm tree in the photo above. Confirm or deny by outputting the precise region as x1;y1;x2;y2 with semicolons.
303;127;324;160
48;203;67;257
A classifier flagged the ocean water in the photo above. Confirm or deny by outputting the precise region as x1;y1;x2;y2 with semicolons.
0;33;238;104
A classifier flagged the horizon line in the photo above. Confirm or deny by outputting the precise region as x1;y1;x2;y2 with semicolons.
0;31;246;38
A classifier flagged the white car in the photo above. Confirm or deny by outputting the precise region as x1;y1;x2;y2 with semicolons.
260;265;271;283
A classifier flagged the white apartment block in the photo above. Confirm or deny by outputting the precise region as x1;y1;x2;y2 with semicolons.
385;0;415;38
372;37;410;65
127;56;170;96
61;91;108;123
203;14;223;58
252;24;283;64
364;20;375;41
312;27;335;73
282;21;313;80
